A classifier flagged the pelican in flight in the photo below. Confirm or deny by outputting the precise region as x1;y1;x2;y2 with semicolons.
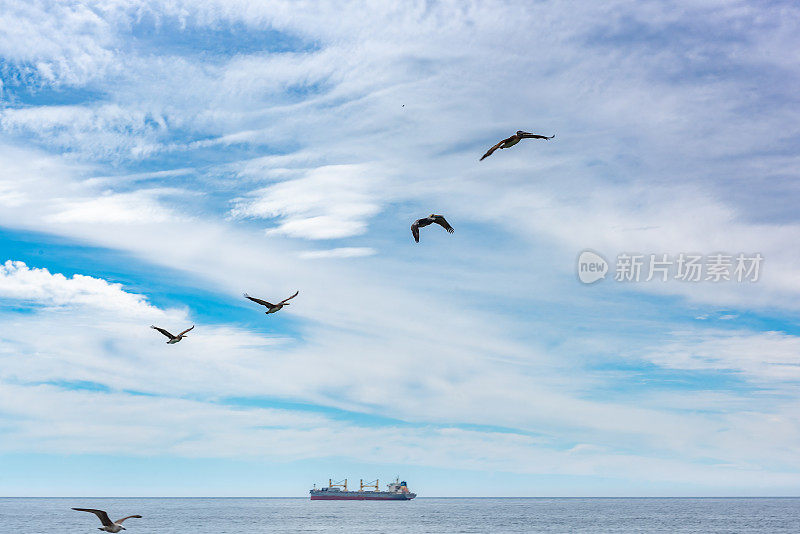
72;508;142;532
150;324;194;344
480;130;554;160
411;214;454;243
244;290;299;314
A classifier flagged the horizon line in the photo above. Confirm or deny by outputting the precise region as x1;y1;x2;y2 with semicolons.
4;496;800;499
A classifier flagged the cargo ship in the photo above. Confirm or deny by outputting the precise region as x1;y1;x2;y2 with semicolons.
309;477;416;500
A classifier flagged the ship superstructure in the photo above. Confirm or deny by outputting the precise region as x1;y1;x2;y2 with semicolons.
309;477;416;500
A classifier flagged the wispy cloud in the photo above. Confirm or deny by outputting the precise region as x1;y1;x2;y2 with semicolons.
299;247;376;259
231;164;385;239
644;329;800;383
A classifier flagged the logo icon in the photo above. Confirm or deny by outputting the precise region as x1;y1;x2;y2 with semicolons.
577;250;608;284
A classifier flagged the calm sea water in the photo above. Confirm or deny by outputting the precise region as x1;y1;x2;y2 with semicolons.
1;497;798;533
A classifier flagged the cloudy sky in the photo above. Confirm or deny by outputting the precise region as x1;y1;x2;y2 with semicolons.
1;0;799;497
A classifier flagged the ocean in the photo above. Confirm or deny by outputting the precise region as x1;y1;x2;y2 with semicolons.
2;497;798;533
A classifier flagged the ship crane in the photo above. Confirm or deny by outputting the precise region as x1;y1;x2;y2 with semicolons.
329;478;348;491
360;479;379;492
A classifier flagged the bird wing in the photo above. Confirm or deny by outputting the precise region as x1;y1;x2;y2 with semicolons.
114;515;143;525
520;133;554;140
480;139;505;161
177;325;195;337
280;290;299;304
72;508;113;527
150;326;174;339
411;221;420;242
243;293;275;308
433;215;455;233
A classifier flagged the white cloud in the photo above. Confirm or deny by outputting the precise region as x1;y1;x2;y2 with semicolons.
0;0;116;86
0;144;186;231
299;247;376;259
45;188;182;224
231;164;384;239
644;330;800;383
0;104;167;159
0;260;164;318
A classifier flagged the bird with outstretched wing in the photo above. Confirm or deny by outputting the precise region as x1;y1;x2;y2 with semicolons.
480;130;554;160
411;214;454;243
244;291;299;314
150;325;194;344
72;508;142;532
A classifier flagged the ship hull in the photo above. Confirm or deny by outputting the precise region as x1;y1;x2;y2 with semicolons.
310;491;416;501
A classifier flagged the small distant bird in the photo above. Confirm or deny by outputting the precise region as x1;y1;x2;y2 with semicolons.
244;291;299;314
150;325;194;344
411;214;454;243
480;130;554;160
72;508;142;532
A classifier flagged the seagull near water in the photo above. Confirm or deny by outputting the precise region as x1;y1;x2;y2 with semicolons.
244;290;299;314
150;324;194;344
72;508;142;532
411;214;454;243
480;130;555;160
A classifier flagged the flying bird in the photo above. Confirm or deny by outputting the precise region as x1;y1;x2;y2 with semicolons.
411;214;454;243
72;508;142;532
244;291;299;314
150;325;194;344
480;130;554;160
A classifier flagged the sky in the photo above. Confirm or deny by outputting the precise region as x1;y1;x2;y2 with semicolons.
0;0;799;497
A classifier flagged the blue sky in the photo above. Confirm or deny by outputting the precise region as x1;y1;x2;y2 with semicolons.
0;0;799;496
